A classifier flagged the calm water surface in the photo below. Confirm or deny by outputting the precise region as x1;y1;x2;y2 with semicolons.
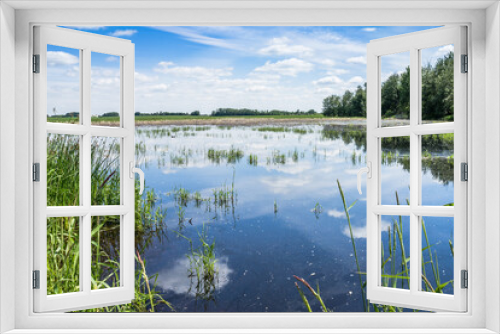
134;123;454;312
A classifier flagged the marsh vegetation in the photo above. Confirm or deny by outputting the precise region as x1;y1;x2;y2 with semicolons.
47;122;454;312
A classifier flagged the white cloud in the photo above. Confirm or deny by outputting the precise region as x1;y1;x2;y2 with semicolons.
135;71;158;83
327;209;345;218
47;51;79;66
363;27;377;32
348;76;364;84
110;29;137;37
317;59;336;67
151;26;240;51
342;225;366;239
437;44;454;54
313;76;342;86
156;257;233;296
246;85;270;92
254;58;313;77
140;83;170;93
346;56;367;65
67;26;106;31
258;37;314;57
327;68;349;75
155;61;233;78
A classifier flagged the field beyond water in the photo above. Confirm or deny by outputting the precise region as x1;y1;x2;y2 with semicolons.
47;119;455;313
48;115;370;126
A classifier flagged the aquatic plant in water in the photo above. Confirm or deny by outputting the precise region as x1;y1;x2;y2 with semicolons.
294;180;454;312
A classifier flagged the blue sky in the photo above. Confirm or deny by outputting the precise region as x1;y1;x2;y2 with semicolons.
48;26;446;115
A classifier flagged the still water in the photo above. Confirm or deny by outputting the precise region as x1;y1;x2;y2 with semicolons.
134;123;454;312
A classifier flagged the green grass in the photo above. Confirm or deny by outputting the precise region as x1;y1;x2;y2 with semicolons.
47;113;363;125
46;134;171;312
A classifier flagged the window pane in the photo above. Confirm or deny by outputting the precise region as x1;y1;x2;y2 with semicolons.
421;216;454;295
381;137;410;205
91;52;121;127
91;215;121;290
91;137;121;206
381;51;410;127
47;45;80;124
421;134;454;206
47;133;80;206
47;216;80;295
380;215;410;289
421;45;454;124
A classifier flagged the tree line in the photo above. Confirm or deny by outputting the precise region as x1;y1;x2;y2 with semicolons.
322;51;454;121
211;108;317;117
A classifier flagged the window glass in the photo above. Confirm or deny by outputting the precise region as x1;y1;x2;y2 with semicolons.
421;216;454;295
91;52;121;127
47;217;80;295
47;45;80;124
91;137;121;206
91;216;121;290
421;134;454;206
381;52;410;127
421;45;454;124
47;133;80;206
381;137;410;205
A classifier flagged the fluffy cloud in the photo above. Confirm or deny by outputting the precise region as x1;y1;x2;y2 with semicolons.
348;76;364;84
156;257;233;296
47;51;79;66
346;56;367;65
327;209;345;218
363;27;377;32
254;58;314;77
135;71;158;83
313;75;342;86
155;61;233;78
258;37;314;57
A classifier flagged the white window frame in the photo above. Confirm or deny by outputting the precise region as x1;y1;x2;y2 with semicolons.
33;25;136;312
1;2;498;333
365;26;468;312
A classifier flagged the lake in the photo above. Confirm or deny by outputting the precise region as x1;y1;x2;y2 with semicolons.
130;121;455;312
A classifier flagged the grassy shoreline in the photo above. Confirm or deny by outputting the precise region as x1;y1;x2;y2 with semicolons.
48;115;369;126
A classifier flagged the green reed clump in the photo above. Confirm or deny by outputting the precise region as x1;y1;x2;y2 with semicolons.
174;187;191;207
257;126;289;133
207;147;244;164
192;191;204;207
212;169;237;210
248;154;258;166
291;149;299;162
292;128;308;135
176;224;218;307
271;150;286;164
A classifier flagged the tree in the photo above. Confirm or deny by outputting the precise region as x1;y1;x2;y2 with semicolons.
340;90;354;117
320;51;453;121
322;95;342;117
191;110;200;116
381;73;400;118
350;85;366;117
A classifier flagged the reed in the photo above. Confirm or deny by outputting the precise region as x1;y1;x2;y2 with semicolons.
46;134;172;312
295;180;454;312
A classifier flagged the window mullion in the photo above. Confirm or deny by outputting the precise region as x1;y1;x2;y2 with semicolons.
409;47;420;294
81;48;92;294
